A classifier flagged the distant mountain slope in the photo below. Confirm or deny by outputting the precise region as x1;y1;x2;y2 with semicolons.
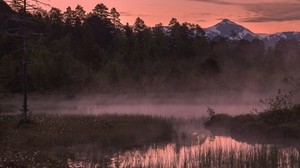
263;32;300;47
204;19;260;41
203;19;300;47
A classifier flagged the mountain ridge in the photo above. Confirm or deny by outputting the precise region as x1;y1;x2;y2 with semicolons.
204;19;300;47
204;19;260;41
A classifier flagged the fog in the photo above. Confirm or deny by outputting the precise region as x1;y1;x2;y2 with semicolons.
5;90;281;118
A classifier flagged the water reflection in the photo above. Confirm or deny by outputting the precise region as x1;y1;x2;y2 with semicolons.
110;136;253;167
68;136;300;168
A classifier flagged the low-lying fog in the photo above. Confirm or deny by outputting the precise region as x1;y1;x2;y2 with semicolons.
5;91;281;118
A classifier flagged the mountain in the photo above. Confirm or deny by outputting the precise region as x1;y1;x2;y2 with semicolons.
263;32;300;48
204;19;300;47
204;19;260;41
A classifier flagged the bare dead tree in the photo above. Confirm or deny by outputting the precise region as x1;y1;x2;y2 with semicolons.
2;0;49;122
4;0;50;13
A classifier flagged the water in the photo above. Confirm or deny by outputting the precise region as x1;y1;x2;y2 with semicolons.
68;136;300;168
6;94;299;167
65;117;300;168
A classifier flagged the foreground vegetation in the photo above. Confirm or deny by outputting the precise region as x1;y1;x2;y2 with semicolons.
0;108;299;167
113;143;300;168
0;114;173;167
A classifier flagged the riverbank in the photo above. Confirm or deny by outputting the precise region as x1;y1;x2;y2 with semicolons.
205;105;300;144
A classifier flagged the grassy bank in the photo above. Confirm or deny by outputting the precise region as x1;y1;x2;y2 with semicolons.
205;105;300;144
115;143;300;168
0;114;174;167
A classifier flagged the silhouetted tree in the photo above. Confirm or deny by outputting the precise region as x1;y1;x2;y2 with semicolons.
74;5;86;27
63;6;76;27
92;3;109;20
110;7;122;29
49;7;63;23
133;17;147;32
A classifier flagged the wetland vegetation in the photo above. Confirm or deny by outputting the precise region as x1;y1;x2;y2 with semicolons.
0;114;173;167
205;89;300;144
205;105;300;141
1;1;300;167
0;110;299;167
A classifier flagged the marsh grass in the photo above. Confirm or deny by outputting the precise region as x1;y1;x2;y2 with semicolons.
108;141;300;168
0;114;174;167
1;113;299;167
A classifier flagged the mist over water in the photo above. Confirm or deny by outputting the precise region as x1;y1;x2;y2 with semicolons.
8;90;272;117
4;90;300;167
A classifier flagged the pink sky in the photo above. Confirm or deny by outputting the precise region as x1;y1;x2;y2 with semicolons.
46;0;300;34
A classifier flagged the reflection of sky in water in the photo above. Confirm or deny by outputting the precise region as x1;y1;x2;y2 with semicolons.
68;136;299;167
109;136;299;168
110;136;255;167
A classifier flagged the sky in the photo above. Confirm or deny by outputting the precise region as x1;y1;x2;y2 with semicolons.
45;0;300;34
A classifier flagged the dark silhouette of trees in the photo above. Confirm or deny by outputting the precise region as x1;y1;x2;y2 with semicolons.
63;6;76;27
110;7;122;29
1;1;299;94
49;7;63;23
92;3;109;20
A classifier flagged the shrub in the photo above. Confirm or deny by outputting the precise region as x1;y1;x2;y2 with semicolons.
259;89;294;112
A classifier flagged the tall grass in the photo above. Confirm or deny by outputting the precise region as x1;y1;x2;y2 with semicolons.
107;140;300;168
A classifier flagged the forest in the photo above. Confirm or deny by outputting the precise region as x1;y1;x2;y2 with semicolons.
1;1;300;95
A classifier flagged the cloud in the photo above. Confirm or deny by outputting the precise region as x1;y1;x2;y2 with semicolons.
120;11;150;18
241;3;300;22
195;19;208;22
188;0;239;5
185;12;213;16
119;12;133;17
189;0;300;5
184;12;215;18
189;0;300;22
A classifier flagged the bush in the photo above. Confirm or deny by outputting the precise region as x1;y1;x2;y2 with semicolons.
206;106;300;141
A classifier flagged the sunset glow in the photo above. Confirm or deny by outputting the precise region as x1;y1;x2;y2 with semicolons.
46;0;300;34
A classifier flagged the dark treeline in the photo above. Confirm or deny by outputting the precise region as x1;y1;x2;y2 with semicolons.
1;2;300;94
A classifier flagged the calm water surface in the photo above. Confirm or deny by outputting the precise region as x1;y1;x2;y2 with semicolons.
68;135;300;167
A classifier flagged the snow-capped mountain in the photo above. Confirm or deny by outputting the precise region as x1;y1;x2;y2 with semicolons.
263;32;300;47
156;19;300;48
204;19;260;41
203;19;300;47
